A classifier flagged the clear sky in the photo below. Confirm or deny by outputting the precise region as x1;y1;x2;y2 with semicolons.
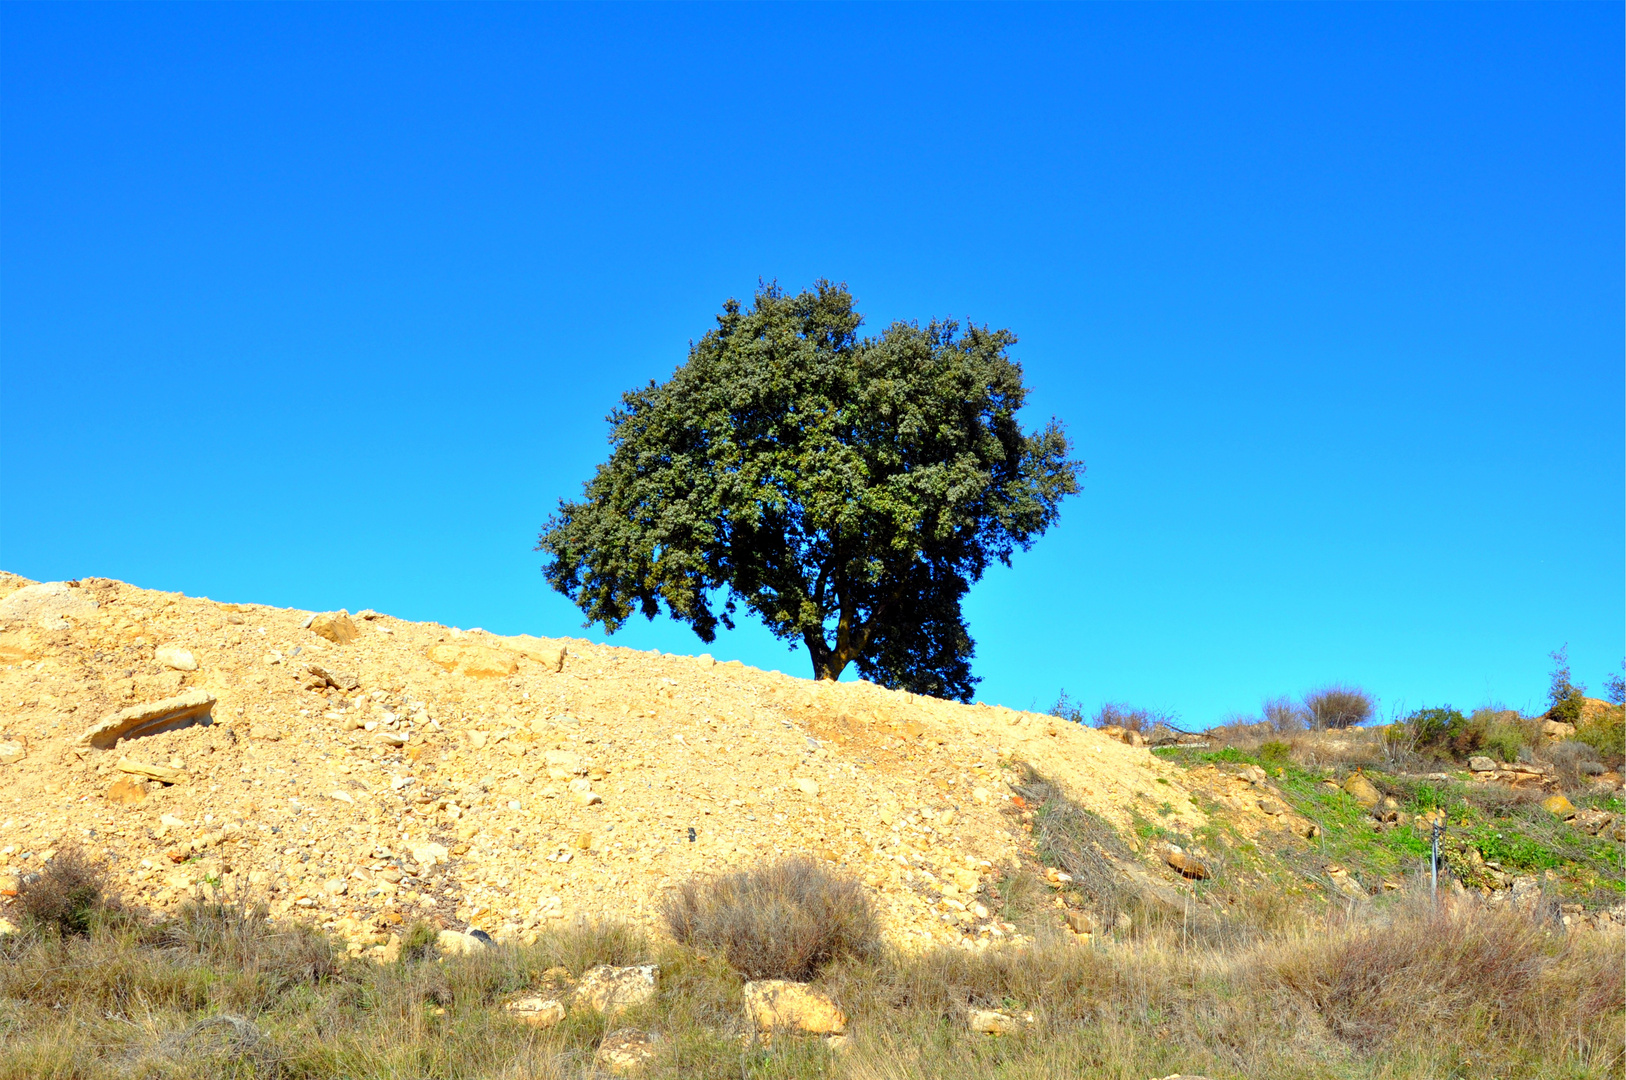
3;4;1620;726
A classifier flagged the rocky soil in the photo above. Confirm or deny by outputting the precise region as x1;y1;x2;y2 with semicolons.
0;573;1220;957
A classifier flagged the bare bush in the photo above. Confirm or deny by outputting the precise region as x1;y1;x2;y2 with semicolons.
1091;702;1179;733
17;847;115;937
1304;685;1374;729
661;857;879;980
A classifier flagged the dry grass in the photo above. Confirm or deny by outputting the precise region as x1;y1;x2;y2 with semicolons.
660;856;880;980
0;859;1620;1080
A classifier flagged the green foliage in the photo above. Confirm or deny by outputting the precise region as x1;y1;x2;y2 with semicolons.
1259;740;1292;764
400;921;437;962
538;281;1082;701
1576;706;1626;764
1404;706;1467;749
1547;645;1586;723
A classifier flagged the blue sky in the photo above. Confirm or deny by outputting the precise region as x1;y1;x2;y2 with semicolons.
3;4;1620;725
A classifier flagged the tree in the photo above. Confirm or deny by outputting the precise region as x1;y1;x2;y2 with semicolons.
1547;645;1586;724
538;281;1082;701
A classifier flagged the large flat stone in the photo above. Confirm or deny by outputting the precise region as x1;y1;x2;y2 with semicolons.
76;690;216;749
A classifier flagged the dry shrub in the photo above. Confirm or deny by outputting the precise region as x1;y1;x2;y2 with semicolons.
1305;684;1375;729
661;857;879;980
1012;767;1131;927
1274;895;1623;1054
161;897;340;991
17;847;115;936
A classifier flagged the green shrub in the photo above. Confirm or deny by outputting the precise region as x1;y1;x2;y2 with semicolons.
400;921;438;962
1576;707;1625;764
1405;707;1467;749
1547;646;1587;723
1259;740;1292;764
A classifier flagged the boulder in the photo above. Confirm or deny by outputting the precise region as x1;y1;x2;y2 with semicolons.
1342;772;1382;809
77;690;216;749
1467;756;1497;773
427;642;519;678
436;930;487;956
0;581;98;629
595;1030;658;1074
1163;850;1210;880
309;612;358;645
505;996;566;1027
577;964;658;1017
742;979;847;1034
1541;794;1577;819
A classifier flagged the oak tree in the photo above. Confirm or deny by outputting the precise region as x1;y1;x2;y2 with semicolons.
538;281;1081;701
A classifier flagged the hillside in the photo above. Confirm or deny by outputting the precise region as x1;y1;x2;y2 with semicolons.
0;573;1219;954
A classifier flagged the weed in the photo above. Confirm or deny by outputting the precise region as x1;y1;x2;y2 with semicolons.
17;847;115;937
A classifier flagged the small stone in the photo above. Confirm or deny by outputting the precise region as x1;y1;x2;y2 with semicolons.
742;979;847;1034
972;786;991;804
427;641;518;678
795;778;820;797
309;612;359;645
1065;908;1099;935
968;1009;1017;1035
1467;755;1497;772
595;1030;658;1074
506;996;566;1027
155;646;198;671
107;779;147;806
1256;796;1289;816
375;731;407;748
576;831;593;850
409;841;449;868
569;778;602;806
576;964;658;1017
0;740;25;765
323;877;348;896
0;873;20;897
117;758;188;785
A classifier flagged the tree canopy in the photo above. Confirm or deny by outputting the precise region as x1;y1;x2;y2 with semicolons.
538;281;1082;701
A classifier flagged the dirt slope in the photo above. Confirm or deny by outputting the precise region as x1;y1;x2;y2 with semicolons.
0;573;1209;954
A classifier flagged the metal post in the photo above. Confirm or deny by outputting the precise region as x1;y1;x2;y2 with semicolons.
1430;820;1443;900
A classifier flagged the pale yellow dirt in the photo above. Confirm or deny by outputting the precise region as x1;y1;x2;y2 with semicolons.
0;572;1210;953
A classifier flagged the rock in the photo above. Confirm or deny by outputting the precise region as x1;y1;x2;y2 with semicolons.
106;779;147;805
1164;850;1210;880
1099;725;1146;748
77;690;216;749
795;777;820;797
544;749;586;779
155;646;198;672
117;759;188;785
1256;796;1289;816
1541;794;1577;819
1065;909;1099;935
569;778;602;806
1542;719;1577;740
436;930;487;956
0;916;17;936
0;581;98;629
0;740;25;765
742;979;847;1034
409;841;449;868
968;1009;1017;1035
505;996;566;1027
1342;773;1382;809
374;731;407;748
951;867;980;891
576;964;658;1017
309;612;358;645
1467;756;1498;772
595;1030;658;1074
427;642;519;678
506;635;569;673
0;873;20;897
323;877;348;896
1239;765;1267;785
